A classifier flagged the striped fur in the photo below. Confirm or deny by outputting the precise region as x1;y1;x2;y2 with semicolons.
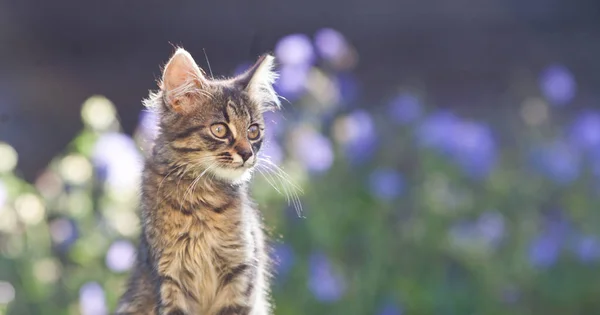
115;48;279;315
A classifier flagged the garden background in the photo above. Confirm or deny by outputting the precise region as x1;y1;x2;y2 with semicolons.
2;1;600;314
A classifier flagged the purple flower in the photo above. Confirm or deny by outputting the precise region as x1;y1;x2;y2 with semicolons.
448;121;496;178
275;34;315;66
308;252;345;302
529;234;560;268
378;301;403;315
338;110;378;164
539;64;576;106
79;282;107;315
106;240;136;273
137;110;159;144
93;133;143;189
49;218;78;251
573;235;600;263
314;28;349;62
368;169;404;201
532;140;580;185
293;128;334;173
388;93;422;124
275;64;310;100
417;113;496;178
529;212;570;268
272;244;295;282
416;111;459;152
569;110;600;153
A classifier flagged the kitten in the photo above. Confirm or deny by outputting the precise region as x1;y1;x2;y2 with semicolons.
115;47;281;315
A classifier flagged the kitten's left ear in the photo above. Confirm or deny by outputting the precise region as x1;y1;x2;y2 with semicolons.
236;54;281;111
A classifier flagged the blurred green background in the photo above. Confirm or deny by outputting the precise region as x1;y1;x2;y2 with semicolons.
3;2;600;314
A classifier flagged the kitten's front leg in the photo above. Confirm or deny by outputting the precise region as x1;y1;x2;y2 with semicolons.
156;255;191;315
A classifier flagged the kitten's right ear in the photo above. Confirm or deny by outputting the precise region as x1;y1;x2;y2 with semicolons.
161;48;206;113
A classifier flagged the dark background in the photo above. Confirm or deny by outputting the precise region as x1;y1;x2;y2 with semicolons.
2;0;600;180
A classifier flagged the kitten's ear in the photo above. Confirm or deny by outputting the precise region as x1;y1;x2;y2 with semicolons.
236;54;281;111
161;48;206;113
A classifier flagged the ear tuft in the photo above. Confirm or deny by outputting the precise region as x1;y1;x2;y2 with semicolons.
161;48;206;113
238;54;281;112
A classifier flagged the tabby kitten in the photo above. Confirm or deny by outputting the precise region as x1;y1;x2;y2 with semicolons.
115;48;281;315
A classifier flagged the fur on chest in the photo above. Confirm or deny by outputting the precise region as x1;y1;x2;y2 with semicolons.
152;200;260;307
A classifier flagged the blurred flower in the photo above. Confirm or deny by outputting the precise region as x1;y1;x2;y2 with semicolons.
308;252;345;302
314;28;348;62
449;211;505;252
313;28;357;71
93;132;143;190
275;64;310;100
529;234;560;268
448;121;496;178
292;127;334;173
539;64;576;106
275;34;315;66
106;240;136;272
388;93;422;125
529;212;570;268
569;110;600;153
417;113;496;178
0;281;15;304
368;168;405;201
35;170;64;199
79;282;107;315
0;179;6;208
0;142;18;173
81;95;117;131
14;193;45;225
49;218;78;251
137;110;160;144
272;244;295;283
377;301;403;315
572;235;600;264
33;258;61;284
532;140;580;185
416;111;459;151
59;154;93;185
334;110;378;164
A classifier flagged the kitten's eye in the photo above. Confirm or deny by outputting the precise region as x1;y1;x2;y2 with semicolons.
210;123;229;139
247;124;260;140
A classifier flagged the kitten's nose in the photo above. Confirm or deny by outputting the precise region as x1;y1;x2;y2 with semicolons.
236;145;253;163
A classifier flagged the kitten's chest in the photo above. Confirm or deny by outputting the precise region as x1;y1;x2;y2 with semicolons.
172;207;253;307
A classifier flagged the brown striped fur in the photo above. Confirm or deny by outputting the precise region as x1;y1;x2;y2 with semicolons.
115;48;280;315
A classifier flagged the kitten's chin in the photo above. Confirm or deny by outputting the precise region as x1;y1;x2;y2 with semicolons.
211;167;253;184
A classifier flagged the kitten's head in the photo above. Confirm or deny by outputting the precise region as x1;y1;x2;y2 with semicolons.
147;47;280;183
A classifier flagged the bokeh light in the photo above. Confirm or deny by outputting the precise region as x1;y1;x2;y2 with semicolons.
0;142;18;173
308;252;345;302
14;193;45;225
81;95;117;131
105;240;136;272
0;281;15;304
539;64;576;106
79;282;107;315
